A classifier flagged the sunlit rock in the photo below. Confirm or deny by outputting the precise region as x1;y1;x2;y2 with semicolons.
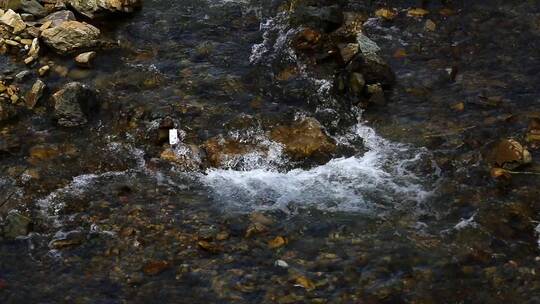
41;21;100;54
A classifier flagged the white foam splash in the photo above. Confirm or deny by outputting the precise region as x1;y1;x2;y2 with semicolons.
36;143;148;226
202;123;438;213
250;12;298;64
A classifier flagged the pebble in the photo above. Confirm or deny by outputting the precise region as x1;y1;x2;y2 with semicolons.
38;65;50;76
75;51;97;67
274;260;289;268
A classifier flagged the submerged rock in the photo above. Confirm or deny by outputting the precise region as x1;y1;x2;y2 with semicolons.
41;21;100;54
25;78;45;109
270;117;336;162
2;211;31;239
160;144;202;171
52;82;97;127
66;0;142;18
202;136;263;168
49;230;84;249
490;139;532;170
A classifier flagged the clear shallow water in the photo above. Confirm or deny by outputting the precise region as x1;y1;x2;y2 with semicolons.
1;0;540;303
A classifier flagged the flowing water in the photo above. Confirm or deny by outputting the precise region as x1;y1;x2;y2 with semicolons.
1;0;540;303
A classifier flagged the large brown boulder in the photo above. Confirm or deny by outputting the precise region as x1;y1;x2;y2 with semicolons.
41;21;100;54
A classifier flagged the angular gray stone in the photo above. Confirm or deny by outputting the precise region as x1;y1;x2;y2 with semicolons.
39;10;76;27
20;0;46;17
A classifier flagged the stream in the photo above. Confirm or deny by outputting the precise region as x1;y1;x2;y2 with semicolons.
1;0;540;303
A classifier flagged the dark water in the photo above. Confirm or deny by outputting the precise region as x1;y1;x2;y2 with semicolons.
1;0;540;303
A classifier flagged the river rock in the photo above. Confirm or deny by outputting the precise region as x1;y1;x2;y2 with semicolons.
41;21;100;54
66;0;142;18
490;139;532;170
349;51;395;87
27;37;38;57
270;117;336;162
53;82;97;127
39;10;75;27
48;230;84;249
3;211;31;239
75;51;96;67
202;136;263;168
338;43;358;64
291;4;343;32
25;78;44;109
0;9;26;34
20;0;46;17
160;144;202;171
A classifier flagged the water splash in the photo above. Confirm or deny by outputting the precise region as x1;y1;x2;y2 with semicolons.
202;122;439;213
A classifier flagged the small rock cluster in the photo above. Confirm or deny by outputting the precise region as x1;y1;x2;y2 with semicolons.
287;2;395;108
0;0;140;125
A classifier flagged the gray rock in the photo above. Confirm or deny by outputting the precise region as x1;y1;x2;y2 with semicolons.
20;0;46;17
14;69;31;82
53;82;98;127
39;10;76;27
41;21;100;54
357;33;381;55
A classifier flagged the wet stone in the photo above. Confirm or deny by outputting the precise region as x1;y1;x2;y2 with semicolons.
2;211;31;239
48;230;84;249
52;82;98;127
270;117;336;163
143;260;170;276
490;139;532;170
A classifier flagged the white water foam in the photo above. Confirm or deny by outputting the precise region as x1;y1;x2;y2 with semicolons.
216;12;440;213
36;143;148;226
202;122;439;213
